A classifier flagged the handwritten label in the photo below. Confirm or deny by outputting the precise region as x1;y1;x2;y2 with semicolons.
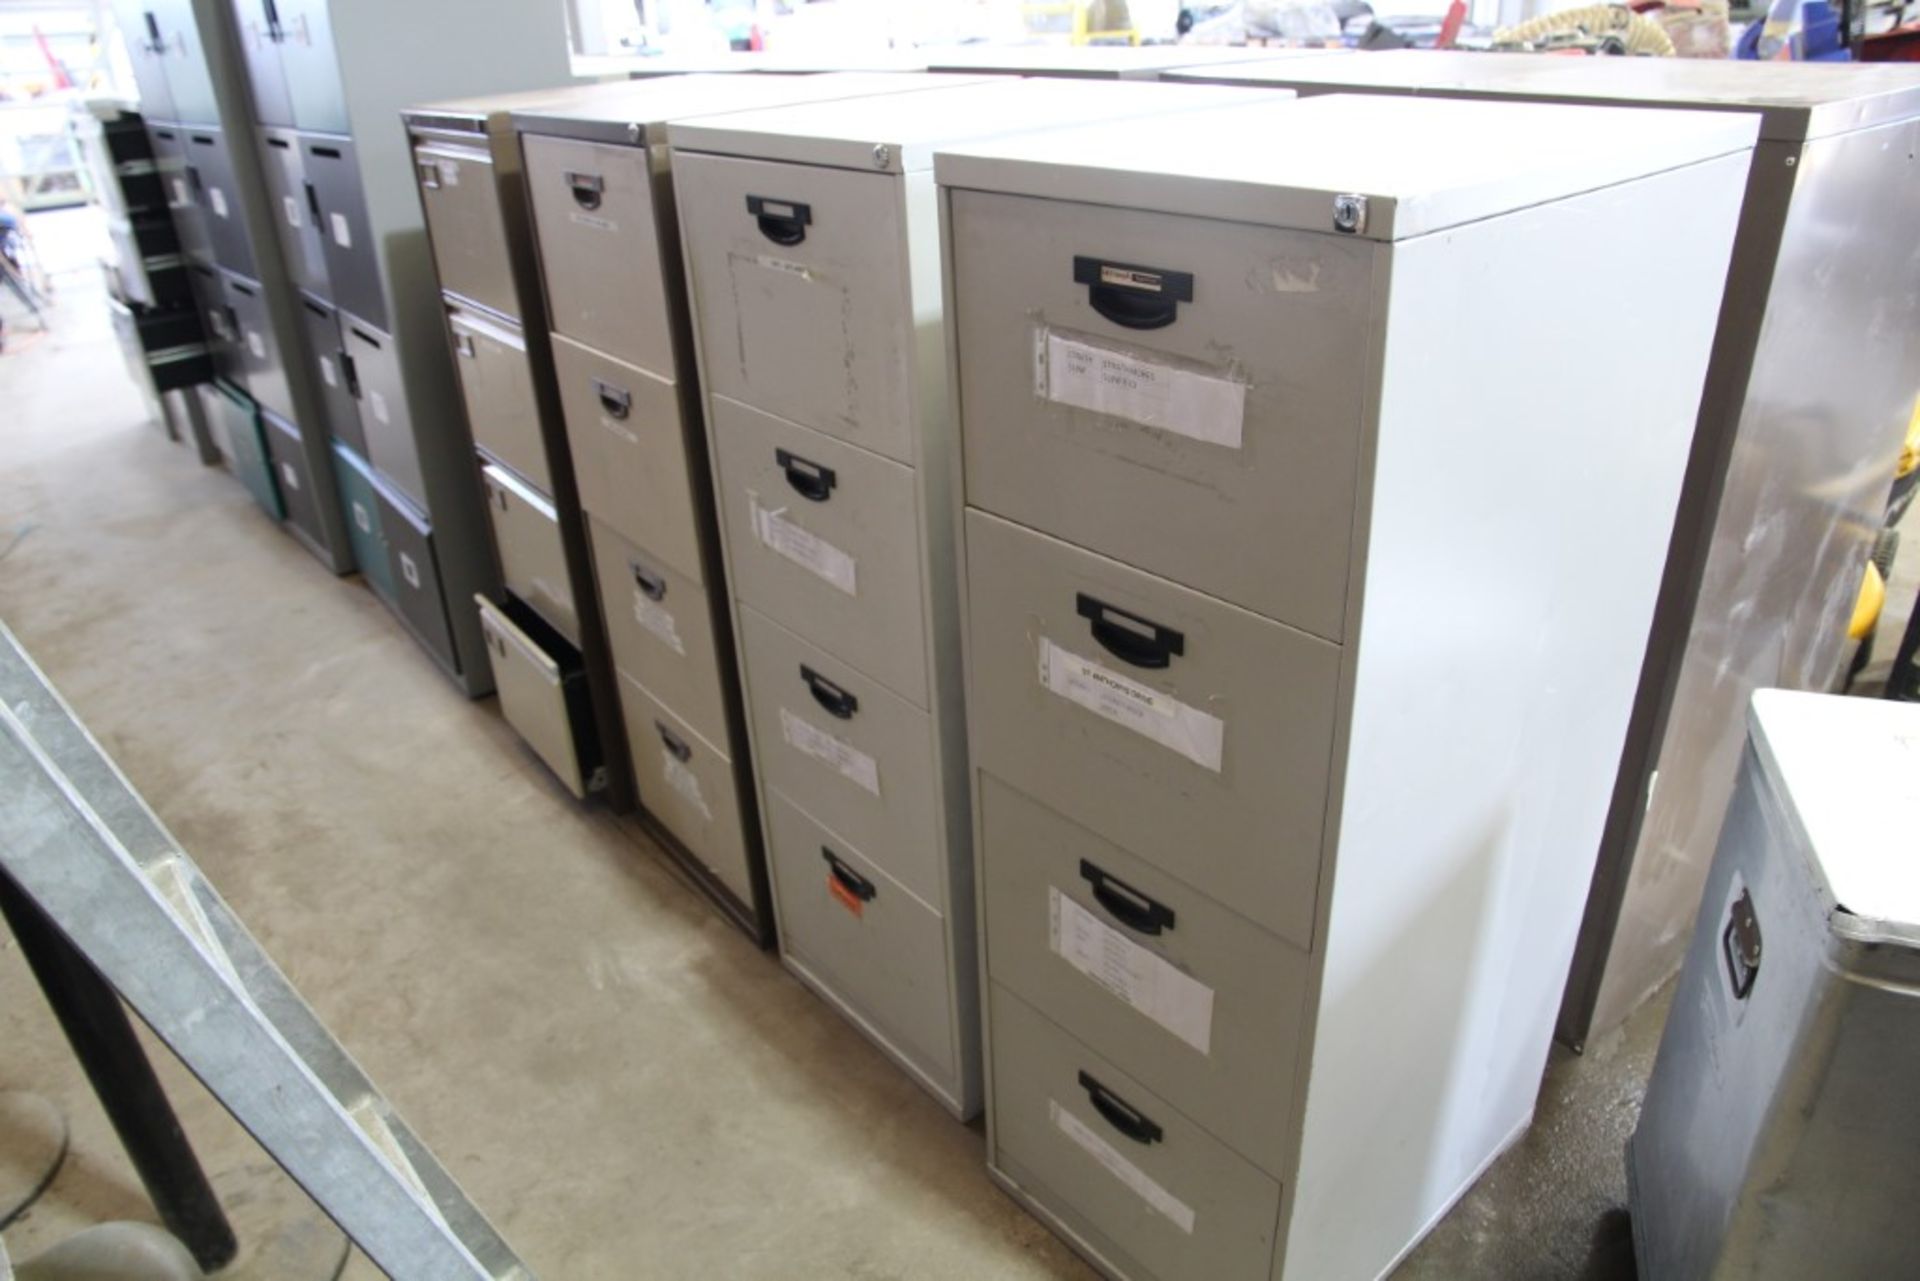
330;212;352;249
632;591;684;655
753;254;813;281
279;461;300;492
1050;1100;1195;1234
208;187;228;219
369;390;390;425
320;355;339;388
663;750;711;821
283;194;303;228
1038;331;1246;449
779;709;880;797
749;494;856;596
569;211;616;232
1038;638;1223;773
1050;888;1213;1053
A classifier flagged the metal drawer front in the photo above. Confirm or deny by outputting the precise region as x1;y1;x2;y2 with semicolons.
149;127;210;266
980;772;1307;1177
376;488;456;673
552;334;701;582
416;141;516;320
276;0;347;134
740;605;941;908
450;306;548;494
229;0;292;126
330;441;391;600
588;515;732;752
523;134;672;373
950;188;1371;641
480;462;577;646
185;128;255;277
964;509;1338;949
225;273;291;422
262;410;324;549
112;0;174;122
299;294;363;454
712;395;927;707
990;983;1281;1281
302;134;384;330
475;596;590;799
342;316;423;508
675;151;912;465
193;266;246;391
765;790;954;1079
617;673;753;905
259;127;329;296
204;383;281;520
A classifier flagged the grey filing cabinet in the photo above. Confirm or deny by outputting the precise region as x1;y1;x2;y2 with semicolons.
1630;691;1920;1280
512;73;994;944
1160;51;1920;1051
405;82;634;805
669;78;1276;1116
211;0;574;693
937;95;1756;1279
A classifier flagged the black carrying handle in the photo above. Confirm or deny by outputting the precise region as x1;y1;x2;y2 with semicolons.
1078;1072;1162;1145
800;665;857;720
775;448;835;502
564;171;604;211
1080;860;1175;937
656;722;691;763
592;377;631;421
746;195;810;247
1076;593;1184;670
1072;256;1193;332
820;847;875;902
630;561;667;601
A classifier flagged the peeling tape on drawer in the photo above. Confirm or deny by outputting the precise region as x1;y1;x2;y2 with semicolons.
1049;1100;1196;1234
1036;330;1245;449
663;750;712;821
750;493;857;595
1038;638;1223;772
633;591;685;655
780;708;880;797
1050;888;1213;1054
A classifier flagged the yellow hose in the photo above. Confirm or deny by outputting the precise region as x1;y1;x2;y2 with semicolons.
1495;5;1677;54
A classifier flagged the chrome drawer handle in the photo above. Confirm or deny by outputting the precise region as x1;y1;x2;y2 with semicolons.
593;378;630;421
564;171;604;211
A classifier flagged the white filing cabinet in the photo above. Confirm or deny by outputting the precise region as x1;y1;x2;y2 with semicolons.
511;73;999;942
937;95;1756;1278
670;79;1276;1118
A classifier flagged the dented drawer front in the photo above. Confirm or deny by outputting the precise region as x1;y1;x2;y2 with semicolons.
451;306;549;495
524;133;673;373
741;605;942;909
416;139;516;319
618;673;754;906
476;596;593;799
481;462;577;646
766;790;955;1082
300;293;364;455
262;409;324;550
990;984;1282;1281
980;772;1306;1176
377;487;457;674
949;187;1372;641
331;441;392;601
259;127;330;297
964;509;1338;949
589;515;732;752
712;395;927;706
553;334;703;583
675;150;912;465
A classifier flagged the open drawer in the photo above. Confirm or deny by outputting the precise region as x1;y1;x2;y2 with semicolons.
474;595;602;799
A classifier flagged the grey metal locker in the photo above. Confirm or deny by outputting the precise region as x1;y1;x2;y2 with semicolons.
340;315;421;507
938;94;1756;1281
376;485;456;674
112;0;177;123
149;0;220;124
331;439;390;599
257;127;328;294
299;133;380;328
185;125;256;276
228;0;292;126
262;407;324;549
272;0;346;133
149;125;212;265
296;291;361;452
224;271;290;420
190;262;246;390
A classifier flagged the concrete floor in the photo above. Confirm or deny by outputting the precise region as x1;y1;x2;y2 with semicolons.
0;206;1890;1280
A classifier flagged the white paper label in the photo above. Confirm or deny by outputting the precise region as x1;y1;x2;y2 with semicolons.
437;158;460;187
330;211;352;248
1050;1100;1195;1234
779;708;880;797
279;461;300;491
753;253;814;281
171;177;188;207
208;187;229;219
632;591;684;655
353;501;372;533
749;494;856;596
369;390;390;425
1039;332;1246;449
283;194;303;228
399;551;420;589
320;355;339;388
663;751;711;820
569;210;616;232
1038;638;1224;772
1050;888;1214;1053
246;330;265;359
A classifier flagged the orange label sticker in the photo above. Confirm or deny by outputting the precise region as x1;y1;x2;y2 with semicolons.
828;875;864;918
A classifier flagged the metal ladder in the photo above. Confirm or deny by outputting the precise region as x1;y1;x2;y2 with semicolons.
0;619;533;1280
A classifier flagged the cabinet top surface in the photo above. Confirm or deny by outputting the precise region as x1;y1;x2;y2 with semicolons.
574;48;935;76
1166;49;1920;141
665;79;1278;173
934;92;1758;239
922;42;1348;76
403;79;623;135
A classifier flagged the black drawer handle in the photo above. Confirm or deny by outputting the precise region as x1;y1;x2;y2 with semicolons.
800;665;857;720
1072;256;1193;332
775;448;834;502
656;722;691;763
746;195;810;246
308;144;342;160
1076;593;1184;670
592;378;630;421
565;171;604;211
631;562;666;601
303;179;321;220
339;350;359;398
1080;860;1174;936
1078;1072;1162;1146
820;847;875;902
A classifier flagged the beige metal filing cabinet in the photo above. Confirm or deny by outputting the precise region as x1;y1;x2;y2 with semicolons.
669;79;1277;1117
938;95;1756;1279
1161;51;1920;1052
511;73;995;942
